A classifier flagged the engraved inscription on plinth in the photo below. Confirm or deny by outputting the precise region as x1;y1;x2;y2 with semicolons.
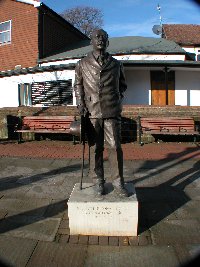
68;183;138;236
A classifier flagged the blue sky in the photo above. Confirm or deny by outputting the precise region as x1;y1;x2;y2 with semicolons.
42;0;200;37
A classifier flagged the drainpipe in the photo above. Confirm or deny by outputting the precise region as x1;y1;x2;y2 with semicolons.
16;0;41;7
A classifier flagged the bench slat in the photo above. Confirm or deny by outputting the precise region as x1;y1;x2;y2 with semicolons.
23;116;75;120
16;129;71;133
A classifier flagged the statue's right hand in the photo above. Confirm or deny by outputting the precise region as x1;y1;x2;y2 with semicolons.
77;104;88;116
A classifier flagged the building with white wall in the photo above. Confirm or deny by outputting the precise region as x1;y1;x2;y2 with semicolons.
1;35;200;108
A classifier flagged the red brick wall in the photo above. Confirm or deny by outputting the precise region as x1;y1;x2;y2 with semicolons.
0;105;200;119
0;105;199;123
0;0;38;71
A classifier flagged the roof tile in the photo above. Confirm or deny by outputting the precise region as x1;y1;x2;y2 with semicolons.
163;24;200;45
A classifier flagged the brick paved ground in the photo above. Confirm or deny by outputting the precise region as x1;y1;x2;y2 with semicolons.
0;140;199;160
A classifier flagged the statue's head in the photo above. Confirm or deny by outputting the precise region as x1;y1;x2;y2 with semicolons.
91;29;109;53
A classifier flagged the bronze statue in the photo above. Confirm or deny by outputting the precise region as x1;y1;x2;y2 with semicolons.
74;29;128;196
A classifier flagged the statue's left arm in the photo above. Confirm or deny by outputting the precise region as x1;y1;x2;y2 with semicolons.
74;61;84;106
119;63;127;100
74;61;88;115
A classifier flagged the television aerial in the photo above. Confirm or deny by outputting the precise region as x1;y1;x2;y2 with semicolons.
152;4;163;36
152;25;162;35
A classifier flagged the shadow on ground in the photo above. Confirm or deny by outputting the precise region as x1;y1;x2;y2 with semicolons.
132;147;200;234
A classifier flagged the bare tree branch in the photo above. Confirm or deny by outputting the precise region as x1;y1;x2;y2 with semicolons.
60;6;103;37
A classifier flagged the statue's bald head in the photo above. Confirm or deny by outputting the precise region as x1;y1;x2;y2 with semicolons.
91;29;109;53
91;29;109;40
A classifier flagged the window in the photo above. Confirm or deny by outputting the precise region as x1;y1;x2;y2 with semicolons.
31;80;73;106
0;20;11;45
18;80;73;107
18;84;32;106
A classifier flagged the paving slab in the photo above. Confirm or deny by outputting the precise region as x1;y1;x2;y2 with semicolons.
57;227;70;235
44;199;67;218
25;184;70;200
0;157;17;168
88;235;99;245
0;211;7;219
27;242;87;267
124;160;151;169
187;244;200;257
173;244;191;265
128;236;138;246
0;166;34;179
0;215;60;241
151;219;200;245
132;169;163;187
140;201;177;225
188;175;200;187
50;158;81;169
49;161;86;179
0;236;37;267
164;187;189;202
172;200;200;219
15;170;67;186
0;198;50;216
59;234;69;244
4;157;54;170
69;235;79;244
108;236;119;246
85;245;180;267
177;174;200;189
184;188;200;200
0;183;31;199
136;187;169;202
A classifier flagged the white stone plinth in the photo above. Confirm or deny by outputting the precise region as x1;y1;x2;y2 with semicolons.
68;183;138;236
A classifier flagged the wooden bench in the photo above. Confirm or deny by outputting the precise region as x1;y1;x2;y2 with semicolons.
138;116;199;144
15;115;78;143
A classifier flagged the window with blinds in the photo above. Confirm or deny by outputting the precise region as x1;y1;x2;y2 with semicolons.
18;80;73;106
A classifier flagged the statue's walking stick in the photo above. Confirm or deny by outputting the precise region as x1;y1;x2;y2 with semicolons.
80;114;85;190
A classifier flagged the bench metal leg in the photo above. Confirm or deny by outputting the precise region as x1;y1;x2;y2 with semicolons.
137;116;142;145
73;135;76;145
18;132;22;144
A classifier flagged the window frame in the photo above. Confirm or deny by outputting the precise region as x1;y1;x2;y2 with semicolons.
18;83;32;107
0;19;12;45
